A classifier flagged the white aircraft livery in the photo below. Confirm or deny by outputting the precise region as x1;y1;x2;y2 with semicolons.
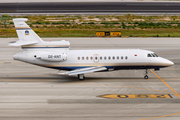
10;18;174;80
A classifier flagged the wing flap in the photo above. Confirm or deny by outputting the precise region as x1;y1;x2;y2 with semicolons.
59;66;107;76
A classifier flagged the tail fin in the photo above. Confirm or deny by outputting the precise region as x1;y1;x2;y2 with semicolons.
9;18;44;46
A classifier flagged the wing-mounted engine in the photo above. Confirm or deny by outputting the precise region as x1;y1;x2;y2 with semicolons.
37;52;67;62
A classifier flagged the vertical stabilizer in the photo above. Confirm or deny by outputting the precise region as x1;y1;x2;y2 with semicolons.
9;18;44;46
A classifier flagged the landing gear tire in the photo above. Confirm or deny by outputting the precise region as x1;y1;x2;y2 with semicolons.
144;75;148;79
78;74;85;81
144;69;149;79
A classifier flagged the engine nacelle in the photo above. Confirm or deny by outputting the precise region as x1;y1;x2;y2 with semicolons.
40;53;67;62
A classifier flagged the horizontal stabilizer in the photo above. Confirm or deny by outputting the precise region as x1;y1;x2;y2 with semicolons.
9;40;38;46
59;66;107;76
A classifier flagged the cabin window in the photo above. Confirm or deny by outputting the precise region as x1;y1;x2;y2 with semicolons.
104;56;106;60
112;56;115;60
90;57;93;60
82;57;84;60
86;57;88;60
108;56;111;60
117;56;119;60
100;56;102;60
125;56;128;59
95;57;98;60
78;57;80;60
121;56;123;59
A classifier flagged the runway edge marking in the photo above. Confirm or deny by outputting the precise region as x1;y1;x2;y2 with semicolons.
150;69;180;98
139;112;180;120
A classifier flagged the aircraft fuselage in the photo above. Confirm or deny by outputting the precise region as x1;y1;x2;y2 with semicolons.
13;49;173;71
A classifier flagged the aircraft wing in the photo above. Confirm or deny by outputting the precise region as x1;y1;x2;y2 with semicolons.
59;66;107;76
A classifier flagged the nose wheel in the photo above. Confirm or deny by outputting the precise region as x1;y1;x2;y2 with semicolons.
144;69;149;79
78;74;85;81
144;75;148;79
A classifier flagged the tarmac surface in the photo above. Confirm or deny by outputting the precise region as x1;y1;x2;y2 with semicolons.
1;37;180;120
1;2;180;15
0;0;174;3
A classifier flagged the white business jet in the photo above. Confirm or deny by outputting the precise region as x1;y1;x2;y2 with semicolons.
10;18;174;80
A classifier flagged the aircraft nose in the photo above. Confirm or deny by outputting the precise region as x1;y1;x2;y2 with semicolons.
13;53;19;60
162;59;174;66
168;60;174;66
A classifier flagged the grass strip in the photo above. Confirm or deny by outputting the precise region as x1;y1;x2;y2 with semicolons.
1;28;180;38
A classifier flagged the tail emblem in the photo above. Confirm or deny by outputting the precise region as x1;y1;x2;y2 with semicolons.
25;30;29;35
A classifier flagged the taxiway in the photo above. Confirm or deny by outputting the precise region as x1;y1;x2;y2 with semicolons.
0;38;180;120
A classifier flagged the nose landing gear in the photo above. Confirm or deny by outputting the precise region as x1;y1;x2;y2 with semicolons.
144;75;149;79
144;69;149;79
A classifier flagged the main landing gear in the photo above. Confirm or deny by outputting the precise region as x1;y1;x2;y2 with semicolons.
78;74;85;81
144;69;149;79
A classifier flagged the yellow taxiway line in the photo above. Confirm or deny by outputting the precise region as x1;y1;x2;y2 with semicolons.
150;69;180;98
98;94;172;99
139;112;180;120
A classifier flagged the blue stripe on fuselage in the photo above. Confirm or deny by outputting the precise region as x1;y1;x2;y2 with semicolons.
44;65;167;71
46;66;112;70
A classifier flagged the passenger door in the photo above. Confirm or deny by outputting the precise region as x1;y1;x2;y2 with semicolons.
93;54;99;63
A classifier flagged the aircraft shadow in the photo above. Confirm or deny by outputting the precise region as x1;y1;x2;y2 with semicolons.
0;74;156;83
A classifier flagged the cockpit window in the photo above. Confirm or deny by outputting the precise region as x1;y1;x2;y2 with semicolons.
151;53;155;57
154;53;158;57
147;54;152;57
147;53;158;57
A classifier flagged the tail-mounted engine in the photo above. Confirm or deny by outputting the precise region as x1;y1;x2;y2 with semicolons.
37;53;67;62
